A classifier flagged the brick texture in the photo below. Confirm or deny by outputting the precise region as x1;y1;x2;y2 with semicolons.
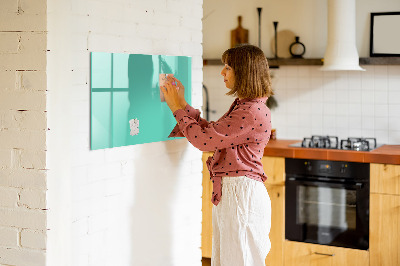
0;0;47;264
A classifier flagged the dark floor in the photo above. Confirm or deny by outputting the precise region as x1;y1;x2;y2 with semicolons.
202;257;211;266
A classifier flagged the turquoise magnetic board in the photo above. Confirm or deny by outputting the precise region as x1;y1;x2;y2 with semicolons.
90;52;192;150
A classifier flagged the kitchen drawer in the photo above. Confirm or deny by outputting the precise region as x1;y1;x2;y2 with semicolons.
284;241;369;266
370;163;400;195
262;156;285;185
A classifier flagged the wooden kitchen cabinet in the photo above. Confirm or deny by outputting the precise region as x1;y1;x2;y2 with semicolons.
370;163;400;195
284;241;369;266
370;193;400;266
264;184;285;266
370;163;400;266
262;156;285;266
202;152;213;258
261;156;285;186
201;154;286;266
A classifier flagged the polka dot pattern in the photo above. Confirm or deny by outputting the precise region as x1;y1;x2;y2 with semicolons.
168;97;272;206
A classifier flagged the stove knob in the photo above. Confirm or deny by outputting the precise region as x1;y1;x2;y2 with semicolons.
305;162;312;171
340;164;347;174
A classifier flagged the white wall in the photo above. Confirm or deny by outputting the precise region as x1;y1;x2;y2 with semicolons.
203;0;400;145
203;0;400;58
46;1;203;266
0;0;48;265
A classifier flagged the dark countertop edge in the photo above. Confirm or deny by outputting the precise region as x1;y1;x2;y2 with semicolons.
263;140;400;165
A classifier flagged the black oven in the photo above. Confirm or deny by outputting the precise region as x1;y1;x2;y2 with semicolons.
285;158;369;250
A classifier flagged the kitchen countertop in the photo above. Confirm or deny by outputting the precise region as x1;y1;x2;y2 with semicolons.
263;139;400;165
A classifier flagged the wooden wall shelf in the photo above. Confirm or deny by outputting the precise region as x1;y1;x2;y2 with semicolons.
203;58;323;67
359;57;400;65
203;57;400;67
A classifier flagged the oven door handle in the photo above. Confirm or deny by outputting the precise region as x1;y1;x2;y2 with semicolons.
287;177;364;189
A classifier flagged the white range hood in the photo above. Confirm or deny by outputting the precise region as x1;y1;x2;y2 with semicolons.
320;0;365;71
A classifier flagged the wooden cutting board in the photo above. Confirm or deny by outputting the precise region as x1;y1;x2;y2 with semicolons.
231;16;249;48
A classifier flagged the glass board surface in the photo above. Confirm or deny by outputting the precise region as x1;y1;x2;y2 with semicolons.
90;52;191;150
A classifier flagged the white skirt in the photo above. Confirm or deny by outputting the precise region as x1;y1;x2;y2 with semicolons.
212;176;271;266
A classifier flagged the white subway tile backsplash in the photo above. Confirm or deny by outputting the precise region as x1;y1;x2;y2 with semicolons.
361;104;374;116
389;104;400;117
388;65;400;76
311;114;324;127
286;77;299;89
361;90;375;103
348;116;362;129
374;130;389;144
205;65;400;144
361;74;374;91
374;65;388;77
336;115;348;129
388;91;400;104
375;104;389;117
362;65;375;73
348;90;362;104
336;103;349;116
374;77;388;91
323;103;336;116
374;90;388;104
375;117;389;129
287;113;300;127
349;128;363;137
362;116;375;130
336;128;349;139
311;127;324;136
273;77;287;91
323;88;336;103
285;66;298;77
389;117;400;131
388;74;400;91
388;131;400;143
335;73;349;90
336;90;349;103
322;70;335;78
298;66;311;78
297;89;312;103
323;115;336;129
361;128;375;138
309;66;323;77
310;77;324;90
298;77;311;89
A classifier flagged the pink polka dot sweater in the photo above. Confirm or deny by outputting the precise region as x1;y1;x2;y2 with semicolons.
169;97;271;206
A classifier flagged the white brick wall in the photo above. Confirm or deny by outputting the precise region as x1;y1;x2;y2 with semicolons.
0;0;48;265
47;1;203;266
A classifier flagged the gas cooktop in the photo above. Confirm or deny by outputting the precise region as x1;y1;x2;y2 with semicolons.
289;135;382;151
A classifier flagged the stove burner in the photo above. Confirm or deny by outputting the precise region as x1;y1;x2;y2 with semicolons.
340;137;377;151
295;136;378;151
301;135;339;149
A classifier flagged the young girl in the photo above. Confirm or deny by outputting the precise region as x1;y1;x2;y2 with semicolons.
161;44;273;266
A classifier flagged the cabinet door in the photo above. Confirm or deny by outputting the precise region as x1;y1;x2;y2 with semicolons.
264;184;284;266
371;163;400;195
261;156;285;185
370;193;400;266
284;241;369;266
201;152;213;258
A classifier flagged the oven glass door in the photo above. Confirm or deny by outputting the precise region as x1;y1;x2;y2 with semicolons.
299;185;356;229
286;179;369;250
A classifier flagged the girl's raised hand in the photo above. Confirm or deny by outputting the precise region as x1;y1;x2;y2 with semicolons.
160;77;185;113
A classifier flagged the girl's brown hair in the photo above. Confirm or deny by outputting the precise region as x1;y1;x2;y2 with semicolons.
221;44;273;99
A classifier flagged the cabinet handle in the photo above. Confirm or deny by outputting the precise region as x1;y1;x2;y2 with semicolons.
314;252;335;257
